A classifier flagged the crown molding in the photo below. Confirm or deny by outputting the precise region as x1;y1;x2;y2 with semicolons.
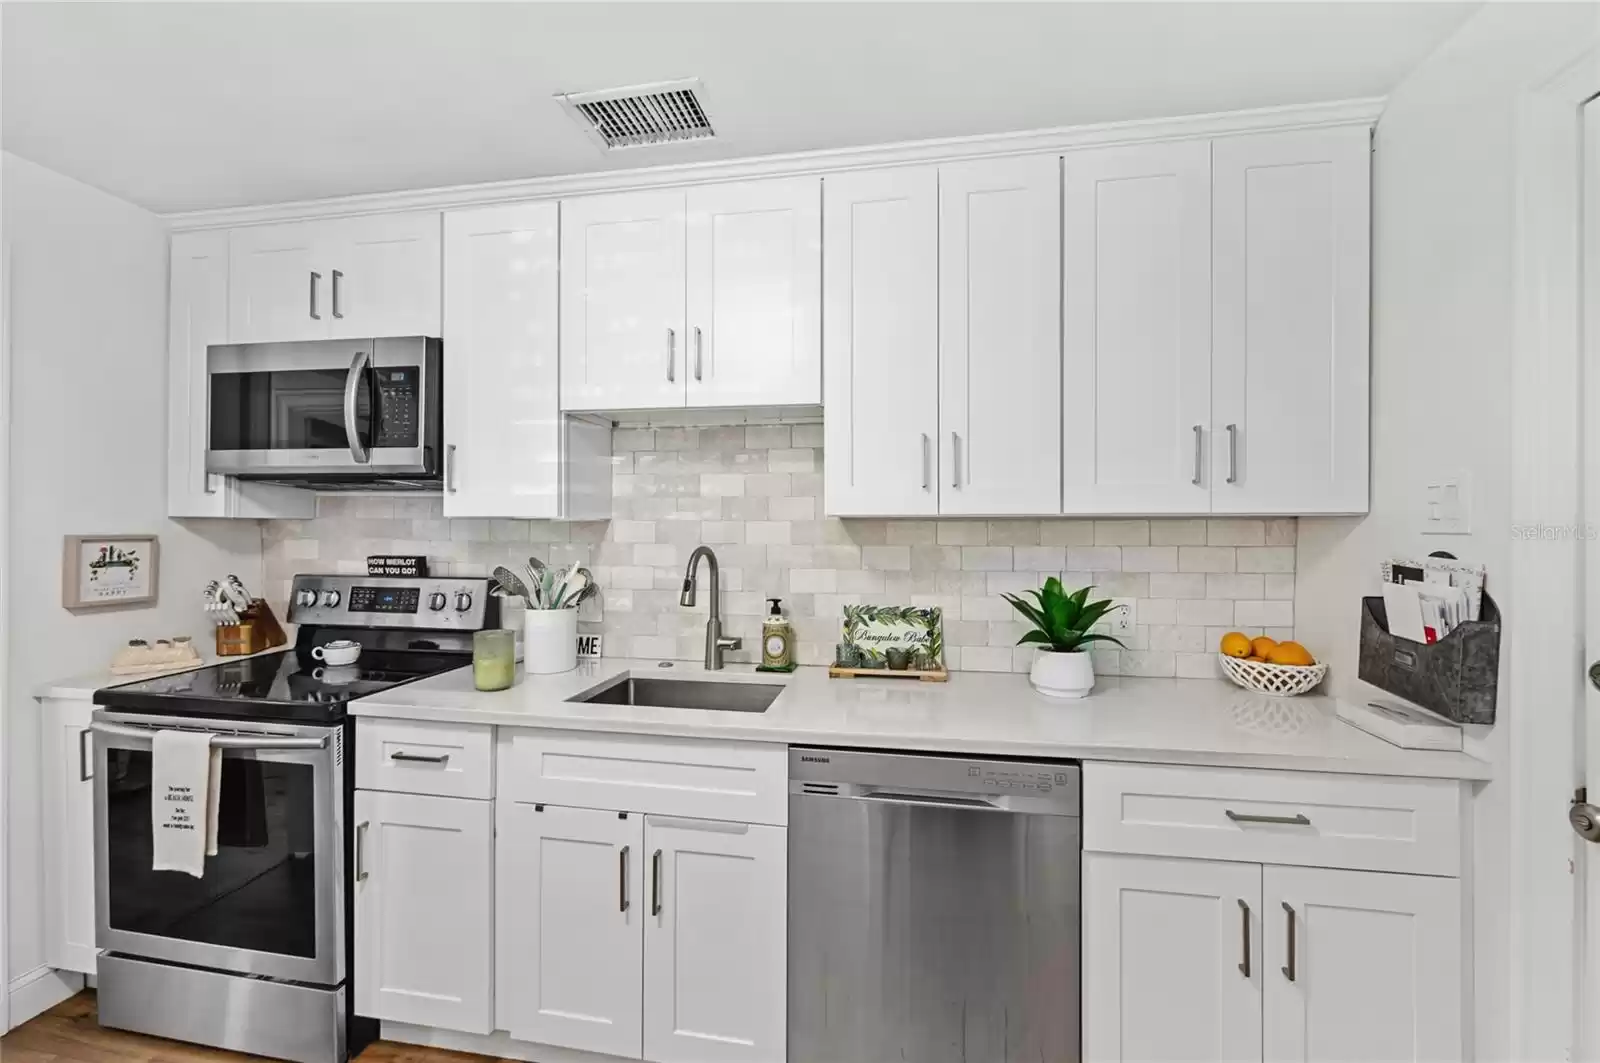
165;96;1385;231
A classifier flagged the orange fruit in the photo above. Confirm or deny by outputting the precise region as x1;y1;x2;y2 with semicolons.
1219;632;1252;658
1245;655;1266;663
1250;636;1278;659
1267;641;1315;666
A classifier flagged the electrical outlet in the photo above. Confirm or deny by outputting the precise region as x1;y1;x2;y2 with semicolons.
1109;598;1137;637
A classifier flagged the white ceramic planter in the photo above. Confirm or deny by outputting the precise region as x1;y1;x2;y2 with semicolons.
1030;648;1095;699
523;608;578;674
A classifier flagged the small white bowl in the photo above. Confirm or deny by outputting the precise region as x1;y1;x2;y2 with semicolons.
312;640;362;667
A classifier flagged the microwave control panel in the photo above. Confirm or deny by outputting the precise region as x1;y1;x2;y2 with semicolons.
373;367;419;447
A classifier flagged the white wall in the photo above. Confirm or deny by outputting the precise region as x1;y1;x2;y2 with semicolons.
1294;5;1599;1059
1;152;263;986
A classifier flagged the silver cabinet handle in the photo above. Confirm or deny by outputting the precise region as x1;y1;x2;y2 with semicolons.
1226;423;1239;484
619;845;630;913
1281;902;1297;981
693;326;703;381
389;751;450;764
921;433;931;491
79;728;93;782
666;328;676;383
1192;425;1204;486
204;473;220;495
309;271;322;320
1225;810;1311;826
1238;899;1251;977
356;821;370;882
343;349;371;465
331;269;344;319
445;443;458;493
951;432;961;489
651;848;663;916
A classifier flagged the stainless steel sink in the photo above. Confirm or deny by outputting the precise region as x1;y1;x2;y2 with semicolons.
570;677;784;713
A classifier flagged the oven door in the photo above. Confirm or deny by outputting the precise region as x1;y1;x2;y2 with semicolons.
91;712;345;986
205;337;432;478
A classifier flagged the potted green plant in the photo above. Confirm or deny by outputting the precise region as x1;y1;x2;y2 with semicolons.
1001;578;1125;698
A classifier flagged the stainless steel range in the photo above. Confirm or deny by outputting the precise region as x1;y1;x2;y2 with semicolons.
89;574;496;1063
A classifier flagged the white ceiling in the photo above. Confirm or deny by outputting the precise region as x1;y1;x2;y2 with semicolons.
2;2;1479;215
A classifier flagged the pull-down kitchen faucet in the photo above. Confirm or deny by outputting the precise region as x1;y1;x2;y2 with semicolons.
681;545;742;670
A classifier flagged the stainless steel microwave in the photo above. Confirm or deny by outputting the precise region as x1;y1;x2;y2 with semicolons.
206;336;442;488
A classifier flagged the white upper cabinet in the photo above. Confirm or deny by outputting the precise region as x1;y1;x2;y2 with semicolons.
1211;126;1371;514
169;231;232;517
643;817;787;1063
443;203;564;518
1063;141;1213;514
1262;866;1461;1063
228;222;327;344
560;190;688;411
939;156;1062;516
686;178;822;408
823;167;940;516
327;212;442;339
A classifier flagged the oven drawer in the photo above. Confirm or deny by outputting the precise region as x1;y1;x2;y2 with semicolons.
357;719;493;800
498;728;787;825
1082;762;1462;877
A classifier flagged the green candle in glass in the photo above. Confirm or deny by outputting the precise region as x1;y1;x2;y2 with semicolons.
473;629;517;691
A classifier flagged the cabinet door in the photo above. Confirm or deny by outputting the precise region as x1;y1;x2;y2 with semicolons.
822;167;940;516
442;203;563;518
169;231;231;517
1063;141;1212;514
685;177;821;408
497;803;644;1059
328;212;442;339
41;698;97;974
939;155;1061;515
353;791;493;1034
1212;127;1370;515
1083;853;1262;1063
560;190;687;411
643;818;786;1063
228;222;329;343
1263;866;1460;1063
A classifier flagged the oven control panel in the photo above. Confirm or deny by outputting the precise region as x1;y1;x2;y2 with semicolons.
288;574;493;630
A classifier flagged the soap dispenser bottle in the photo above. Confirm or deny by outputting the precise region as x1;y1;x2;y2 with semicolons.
760;598;795;671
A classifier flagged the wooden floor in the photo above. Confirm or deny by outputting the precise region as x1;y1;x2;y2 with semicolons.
1;994;499;1063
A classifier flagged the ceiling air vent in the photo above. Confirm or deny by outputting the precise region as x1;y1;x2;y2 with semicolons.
557;78;715;151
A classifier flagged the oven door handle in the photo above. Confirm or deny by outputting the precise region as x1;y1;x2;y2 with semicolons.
343;349;371;465
89;722;328;750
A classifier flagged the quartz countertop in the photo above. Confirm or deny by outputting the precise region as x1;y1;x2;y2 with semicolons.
36;646;284;701
352;659;1491;781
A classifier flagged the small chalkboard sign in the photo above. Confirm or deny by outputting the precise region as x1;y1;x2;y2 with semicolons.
367;555;429;578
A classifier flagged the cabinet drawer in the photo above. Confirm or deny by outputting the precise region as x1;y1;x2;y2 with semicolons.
357;719;494;800
1083;762;1462;877
498;729;787;826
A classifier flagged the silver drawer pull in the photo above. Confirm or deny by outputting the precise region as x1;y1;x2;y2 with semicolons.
390;751;450;764
355;821;370;882
1238;899;1251;978
1225;810;1311;826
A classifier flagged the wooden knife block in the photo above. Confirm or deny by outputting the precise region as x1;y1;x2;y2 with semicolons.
216;599;288;657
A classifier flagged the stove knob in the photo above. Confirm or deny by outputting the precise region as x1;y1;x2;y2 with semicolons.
427;592;448;611
321;590;342;608
295;589;319;608
455;591;473;612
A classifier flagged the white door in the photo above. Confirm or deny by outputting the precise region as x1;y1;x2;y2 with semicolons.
1083;853;1262;1063
168;230;231;517
1580;94;1600;1063
353;790;493;1034
1063;141;1212;514
1262;865;1460;1063
327;212;442;339
442;203;564;518
939;155;1061;515
1211;126;1371;515
41;698;96;974
686;177;821;408
497;802;645;1059
228;222;330;343
643;818;786;1063
560;190;687;411
823;167;940;516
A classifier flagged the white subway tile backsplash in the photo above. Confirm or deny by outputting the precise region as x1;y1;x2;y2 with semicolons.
1236;547;1296;573
1178;546;1236;573
1206;519;1266;546
1119;546;1179;573
987;520;1041;546
768;496;816;521
1205;573;1265;599
961;547;1013;571
1067;546;1121;571
936;521;989;546
861;545;913;571
1094;520;1150;546
1012;546;1067;571
1235;600;1295;628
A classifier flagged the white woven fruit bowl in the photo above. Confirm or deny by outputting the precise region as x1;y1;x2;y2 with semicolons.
1218;654;1328;697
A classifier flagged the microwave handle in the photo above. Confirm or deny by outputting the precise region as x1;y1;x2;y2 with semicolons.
344;349;371;465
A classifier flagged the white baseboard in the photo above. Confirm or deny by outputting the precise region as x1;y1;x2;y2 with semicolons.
381;1023;625;1063
7;966;83;1030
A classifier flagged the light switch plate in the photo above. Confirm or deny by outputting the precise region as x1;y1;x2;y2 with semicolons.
1108;598;1137;638
1421;471;1472;535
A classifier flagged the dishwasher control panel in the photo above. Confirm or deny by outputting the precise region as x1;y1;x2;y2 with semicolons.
974;765;1074;794
790;747;1081;815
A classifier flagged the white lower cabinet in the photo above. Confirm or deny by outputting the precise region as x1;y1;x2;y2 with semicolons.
354;789;494;1034
40;696;97;974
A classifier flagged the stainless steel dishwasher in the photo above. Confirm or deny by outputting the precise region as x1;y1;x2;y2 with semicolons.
788;747;1080;1063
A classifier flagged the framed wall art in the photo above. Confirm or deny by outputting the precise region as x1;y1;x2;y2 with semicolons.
62;534;160;611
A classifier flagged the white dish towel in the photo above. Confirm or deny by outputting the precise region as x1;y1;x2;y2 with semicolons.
150;729;223;877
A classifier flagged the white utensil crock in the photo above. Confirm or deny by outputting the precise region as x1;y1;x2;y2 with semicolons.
523;608;578;674
1030;648;1095;699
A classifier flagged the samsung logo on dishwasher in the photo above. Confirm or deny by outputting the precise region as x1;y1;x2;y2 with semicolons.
799;755;831;764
